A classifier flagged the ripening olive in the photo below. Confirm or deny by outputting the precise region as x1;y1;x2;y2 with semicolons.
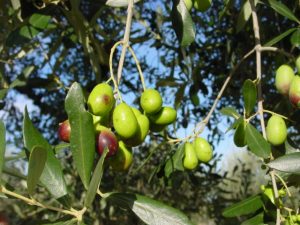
0;213;9;225
289;76;300;108
194;0;211;12
183;142;198;170
193;137;213;163
113;103;138;139
109;141;133;171
140;89;162;114
275;64;295;95
266;115;287;146
58;120;71;143
148;107;177;125
87;83;115;117
124;109;149;146
96;130;118;157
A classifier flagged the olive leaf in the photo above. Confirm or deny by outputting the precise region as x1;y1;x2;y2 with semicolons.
0;120;5;184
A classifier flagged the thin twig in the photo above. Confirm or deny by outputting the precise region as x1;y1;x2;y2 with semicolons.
249;1;281;224
117;0;134;84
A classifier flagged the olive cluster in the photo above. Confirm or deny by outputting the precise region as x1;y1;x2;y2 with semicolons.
183;138;213;170
58;83;177;171
183;0;212;12
275;56;300;108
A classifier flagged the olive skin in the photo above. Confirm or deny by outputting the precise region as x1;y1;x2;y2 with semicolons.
140;89;162;114
275;64;295;95
96;130;119;157
296;56;300;73
183;142;198;170
193;137;213;163
184;0;193;10
58;120;71;143
113;103;138;139
109;141;133;171
266;115;287;146
87;83;115;117
148;107;177;125
194;0;211;12
234;121;247;147
289;76;300;108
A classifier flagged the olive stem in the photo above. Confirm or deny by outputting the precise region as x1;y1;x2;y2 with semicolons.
249;0;281;224
274;173;292;197
0;185;84;220
128;46;147;91
263;110;289;120
116;0;134;84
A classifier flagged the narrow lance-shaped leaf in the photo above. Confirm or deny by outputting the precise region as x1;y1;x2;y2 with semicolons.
164;144;185;178
236;0;258;33
23;107;68;198
263;28;297;47
65;82;95;189
242;79;257;117
268;152;300;174
84;148;108;207
107;192;195;225
241;213;264;225
0;120;5;184
171;0;195;46
220;107;240;119
245;124;271;159
290;29;300;47
268;0;300;24
27;146;47;195
222;195;263;218
106;0;140;7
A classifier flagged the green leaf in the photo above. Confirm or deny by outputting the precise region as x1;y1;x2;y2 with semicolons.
107;193;194;225
268;0;300;24
0;121;5;184
171;0;196;46
84;148;108;207
236;0;258;33
65;82;95;189
268;152;300;174
23;107;68;199
290;29;300;47
242;79;257;117
27;146;47;195
222;195;263;218
245;124;271;158
0;89;8;100
106;0;140;7
263;28;298;47
164;144;185;178
241;213;264;225
234;120;247;147
220;107;240;119
29;14;51;29
226;117;243;133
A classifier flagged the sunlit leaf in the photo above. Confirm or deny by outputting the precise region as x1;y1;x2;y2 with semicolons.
106;0;140;7
241;213;264;225
164;144;185;178
29;14;51;29
242;79;257;117
220;107;240;119
268;152;300;174
236;0;258;33
268;0;300;24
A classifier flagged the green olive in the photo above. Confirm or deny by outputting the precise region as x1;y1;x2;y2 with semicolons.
183;142;198;170
140;89;162;114
109;141;133;171
289;76;300;108
88;83;115;117
148;107;177;125
113;103;138;139
275;64;295;95
194;0;211;12
233;120;247;147
184;0;193;11
124;113;149;147
193;137;213;163
266;115;287;146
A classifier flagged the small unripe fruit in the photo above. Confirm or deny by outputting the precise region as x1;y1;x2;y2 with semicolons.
289;76;300;108
296;56;300;73
275;64;295;95
109;141;133;171
58;120;71;142
193;137;213;163
194;0;211;12
148;107;177;125
140;89;163;114
87;83;115;117
278;189;286;197
96;130;118;157
184;0;193;10
113;103;138;139
266;115;287;146
183;142;198;170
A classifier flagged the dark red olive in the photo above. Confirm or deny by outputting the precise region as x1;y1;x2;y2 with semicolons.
96;130;118;157
58;120;71;142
